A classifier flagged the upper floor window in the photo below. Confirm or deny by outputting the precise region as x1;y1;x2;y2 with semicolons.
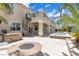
26;12;32;20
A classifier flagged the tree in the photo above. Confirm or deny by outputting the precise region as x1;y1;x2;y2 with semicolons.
0;3;13;24
60;3;79;32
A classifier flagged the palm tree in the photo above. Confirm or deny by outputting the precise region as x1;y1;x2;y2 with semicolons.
51;18;64;32
0;3;13;42
0;3;13;24
60;3;79;32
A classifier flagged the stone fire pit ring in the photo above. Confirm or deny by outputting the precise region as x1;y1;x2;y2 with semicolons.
9;42;42;56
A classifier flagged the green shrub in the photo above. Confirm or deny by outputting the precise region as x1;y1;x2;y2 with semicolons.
71;32;79;40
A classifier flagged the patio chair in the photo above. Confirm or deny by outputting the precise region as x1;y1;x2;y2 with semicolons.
66;38;75;56
71;47;79;56
66;38;79;56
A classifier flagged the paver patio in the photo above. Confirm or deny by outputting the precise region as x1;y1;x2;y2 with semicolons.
0;36;70;56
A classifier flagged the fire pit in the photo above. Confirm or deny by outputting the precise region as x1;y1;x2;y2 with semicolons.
7;42;42;56
19;43;34;49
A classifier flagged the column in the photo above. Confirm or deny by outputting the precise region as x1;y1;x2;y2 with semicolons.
38;22;43;36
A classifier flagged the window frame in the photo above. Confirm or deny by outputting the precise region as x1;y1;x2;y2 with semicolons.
10;22;21;31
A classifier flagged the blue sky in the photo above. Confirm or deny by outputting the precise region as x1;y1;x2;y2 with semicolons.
23;3;66;19
29;3;60;13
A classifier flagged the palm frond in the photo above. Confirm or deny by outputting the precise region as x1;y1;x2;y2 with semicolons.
76;3;79;11
61;14;76;24
0;3;13;15
0;3;13;24
61;4;77;17
0;16;7;24
56;20;63;25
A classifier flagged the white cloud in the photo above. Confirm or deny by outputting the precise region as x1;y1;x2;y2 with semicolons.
47;12;60;18
45;4;51;8
47;9;58;17
53;12;60;17
22;3;30;7
47;12;53;17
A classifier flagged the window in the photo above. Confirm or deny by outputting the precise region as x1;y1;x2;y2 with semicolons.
26;12;32;21
29;27;33;33
10;22;21;31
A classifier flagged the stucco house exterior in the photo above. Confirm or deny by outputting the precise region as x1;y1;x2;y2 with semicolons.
22;9;55;36
0;3;55;37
